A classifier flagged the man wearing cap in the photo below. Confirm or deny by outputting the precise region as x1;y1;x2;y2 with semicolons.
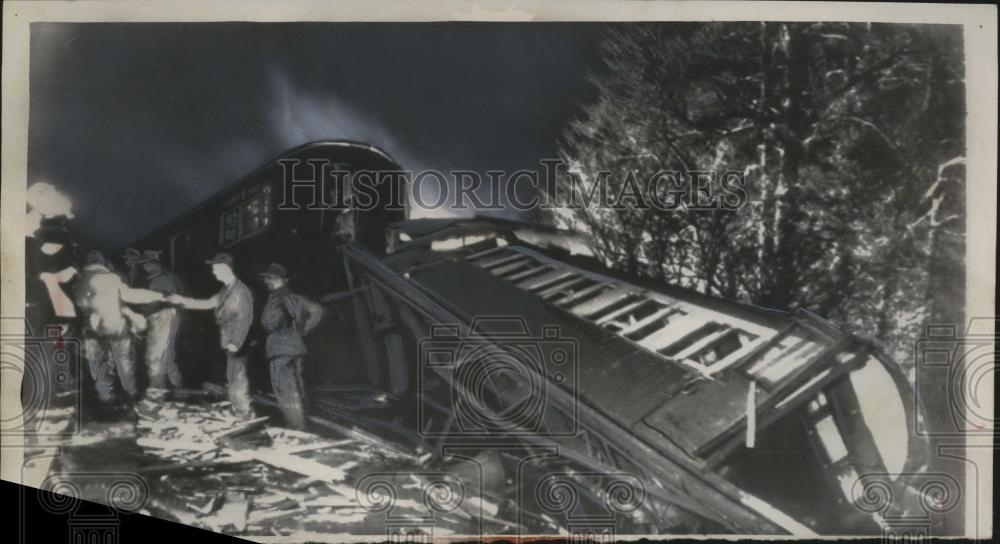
259;263;324;429
74;250;167;404
137;250;185;399
121;248;143;287
168;253;255;418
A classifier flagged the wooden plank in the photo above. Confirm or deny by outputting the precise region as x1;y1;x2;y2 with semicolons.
211;416;270;442
248;449;349;485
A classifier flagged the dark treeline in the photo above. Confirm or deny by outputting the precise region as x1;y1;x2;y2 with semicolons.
552;22;966;375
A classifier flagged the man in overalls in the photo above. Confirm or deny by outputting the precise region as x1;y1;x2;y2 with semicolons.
136;250;184;400
259;263;323;429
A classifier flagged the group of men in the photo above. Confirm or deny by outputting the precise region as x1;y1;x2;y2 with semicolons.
71;248;323;428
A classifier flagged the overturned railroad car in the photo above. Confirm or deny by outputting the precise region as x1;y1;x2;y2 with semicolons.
125;141;935;535
340;220;937;536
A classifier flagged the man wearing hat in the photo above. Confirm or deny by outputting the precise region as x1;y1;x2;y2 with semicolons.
168;253;255;418
121;247;143;287
137;249;185;399
259;262;324;429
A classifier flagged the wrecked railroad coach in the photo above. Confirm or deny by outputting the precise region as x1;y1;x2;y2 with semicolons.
127;140;933;535
344;225;934;535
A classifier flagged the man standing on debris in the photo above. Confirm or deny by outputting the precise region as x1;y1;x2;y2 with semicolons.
259;263;324;429
74;250;167;404
137;250;185;399
168;253;255;419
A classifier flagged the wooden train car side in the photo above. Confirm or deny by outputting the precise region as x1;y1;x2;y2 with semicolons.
125;140;406;388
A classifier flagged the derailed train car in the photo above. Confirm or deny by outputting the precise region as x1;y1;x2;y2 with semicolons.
343;219;936;536
128;140;936;535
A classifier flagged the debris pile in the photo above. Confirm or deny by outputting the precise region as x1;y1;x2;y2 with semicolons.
133;396;486;537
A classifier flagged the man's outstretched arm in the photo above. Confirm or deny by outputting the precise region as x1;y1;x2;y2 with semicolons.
167;293;219;310
120;286;167;305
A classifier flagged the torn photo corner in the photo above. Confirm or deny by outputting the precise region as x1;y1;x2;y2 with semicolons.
1;1;995;541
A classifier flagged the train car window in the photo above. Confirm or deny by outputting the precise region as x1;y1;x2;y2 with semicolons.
242;196;263;232
598;298;670;334
687;329;755;368
219;185;272;246
623;307;683;341
472;246;783;381
813;414;850;463
221;207;240;244
744;333;824;388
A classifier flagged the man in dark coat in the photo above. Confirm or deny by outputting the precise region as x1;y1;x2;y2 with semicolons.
259;263;323;429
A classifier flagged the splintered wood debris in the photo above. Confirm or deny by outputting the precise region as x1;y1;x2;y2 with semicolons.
133;397;493;537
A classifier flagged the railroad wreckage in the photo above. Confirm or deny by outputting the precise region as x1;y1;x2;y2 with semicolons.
115;140;935;536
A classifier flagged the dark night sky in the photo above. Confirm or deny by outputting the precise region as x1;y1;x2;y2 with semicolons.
28;22;608;251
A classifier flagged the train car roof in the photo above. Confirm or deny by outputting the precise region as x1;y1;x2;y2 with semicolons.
386;217;796;329
122;139;401;252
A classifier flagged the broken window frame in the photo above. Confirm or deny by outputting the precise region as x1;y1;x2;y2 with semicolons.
466;245;776;379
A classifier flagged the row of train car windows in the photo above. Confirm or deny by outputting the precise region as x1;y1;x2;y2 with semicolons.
220;184;273;246
466;246;825;386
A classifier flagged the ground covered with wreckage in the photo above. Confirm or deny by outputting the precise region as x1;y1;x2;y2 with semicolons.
23;385;590;541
